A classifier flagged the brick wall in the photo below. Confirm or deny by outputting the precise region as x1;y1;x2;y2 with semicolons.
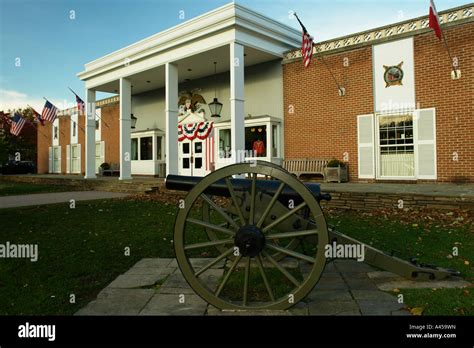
414;23;474;182
101;103;120;166
37;122;52;174
283;46;373;181
283;21;474;183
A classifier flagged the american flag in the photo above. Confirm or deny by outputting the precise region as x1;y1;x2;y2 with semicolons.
69;88;85;114
31;107;45;126
10;113;26;136
295;13;314;68
41;100;58;123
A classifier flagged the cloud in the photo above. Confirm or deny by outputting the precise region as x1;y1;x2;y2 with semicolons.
0;89;75;113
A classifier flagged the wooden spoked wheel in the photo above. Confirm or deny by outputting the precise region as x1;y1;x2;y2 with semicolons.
173;161;328;310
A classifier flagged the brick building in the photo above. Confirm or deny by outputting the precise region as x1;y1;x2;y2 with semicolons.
37;3;473;183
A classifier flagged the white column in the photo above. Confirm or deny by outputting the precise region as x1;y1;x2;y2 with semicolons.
119;77;132;180
230;42;245;163
84;89;96;179
165;62;179;175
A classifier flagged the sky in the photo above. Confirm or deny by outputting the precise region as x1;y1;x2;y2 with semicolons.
0;0;469;112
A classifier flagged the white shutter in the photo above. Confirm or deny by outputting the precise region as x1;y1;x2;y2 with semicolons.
414;108;437;179
58;145;62;173
357;114;375;179
48;147;53;173
66;145;71;173
78;144;82;174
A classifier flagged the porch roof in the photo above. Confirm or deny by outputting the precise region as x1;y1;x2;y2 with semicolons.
77;2;300;92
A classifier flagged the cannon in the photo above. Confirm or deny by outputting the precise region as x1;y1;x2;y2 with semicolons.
166;161;459;310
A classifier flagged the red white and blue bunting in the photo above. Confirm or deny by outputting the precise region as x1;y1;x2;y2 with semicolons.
178;122;213;142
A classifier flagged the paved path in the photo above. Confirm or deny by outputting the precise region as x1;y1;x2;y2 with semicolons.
75;259;419;316
0;191;129;209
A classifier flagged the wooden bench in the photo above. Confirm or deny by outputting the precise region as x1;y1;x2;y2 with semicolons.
283;159;330;179
101;163;120;176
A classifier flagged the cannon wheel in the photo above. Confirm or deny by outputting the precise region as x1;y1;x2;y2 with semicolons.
201;160;301;261
174;161;328;310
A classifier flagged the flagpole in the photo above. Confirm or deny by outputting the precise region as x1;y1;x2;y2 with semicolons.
440;29;458;78
68;87;110;128
294;13;345;95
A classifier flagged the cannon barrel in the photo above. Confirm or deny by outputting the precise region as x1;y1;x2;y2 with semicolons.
165;174;331;202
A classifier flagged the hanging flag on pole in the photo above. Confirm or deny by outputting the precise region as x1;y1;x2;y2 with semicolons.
10;113;26;136
67;87;110;128
429;0;442;40
293;12;345;95
41;100;58;123
68;87;85;113
29;105;45;126
294;13;314;68
428;0;458;78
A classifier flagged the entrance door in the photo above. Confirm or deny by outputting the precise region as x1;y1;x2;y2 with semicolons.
178;139;206;176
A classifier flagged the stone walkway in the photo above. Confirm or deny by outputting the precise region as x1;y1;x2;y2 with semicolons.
76;258;446;316
0;191;129;209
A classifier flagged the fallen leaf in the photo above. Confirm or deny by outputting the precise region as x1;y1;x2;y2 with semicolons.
410;307;424;316
464;260;470;265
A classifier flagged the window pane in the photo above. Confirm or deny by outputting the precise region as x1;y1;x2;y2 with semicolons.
195;141;202;153
183;158;190;168
195;157;202;169
245;125;267;157
156;136;162;160
95;143;100;157
183;143;190;154
131;139;138;160
219;129;232;158
140;137;153;160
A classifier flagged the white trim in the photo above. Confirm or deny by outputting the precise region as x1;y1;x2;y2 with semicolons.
374;112;416;180
77;3;300;81
357;114;375;179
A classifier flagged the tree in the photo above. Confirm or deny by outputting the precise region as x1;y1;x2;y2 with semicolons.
0;109;38;165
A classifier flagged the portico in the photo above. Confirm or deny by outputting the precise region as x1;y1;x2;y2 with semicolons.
77;3;300;179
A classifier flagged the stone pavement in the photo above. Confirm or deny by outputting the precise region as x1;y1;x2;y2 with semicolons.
77;258;466;316
0;191;128;209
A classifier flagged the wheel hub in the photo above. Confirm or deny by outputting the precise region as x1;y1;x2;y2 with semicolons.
234;225;266;257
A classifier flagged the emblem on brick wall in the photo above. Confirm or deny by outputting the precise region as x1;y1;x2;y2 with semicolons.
383;61;404;87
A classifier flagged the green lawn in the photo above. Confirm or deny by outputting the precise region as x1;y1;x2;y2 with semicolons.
0;198;471;315
0;181;78;196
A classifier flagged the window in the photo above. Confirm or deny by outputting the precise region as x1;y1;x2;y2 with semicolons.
156;136;163;160
131;138;138;160
272;124;278;157
95;120;100;130
245;125;267;157
378;114;414;177
140;136;153;160
54;126;58;140
219;129;231;158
